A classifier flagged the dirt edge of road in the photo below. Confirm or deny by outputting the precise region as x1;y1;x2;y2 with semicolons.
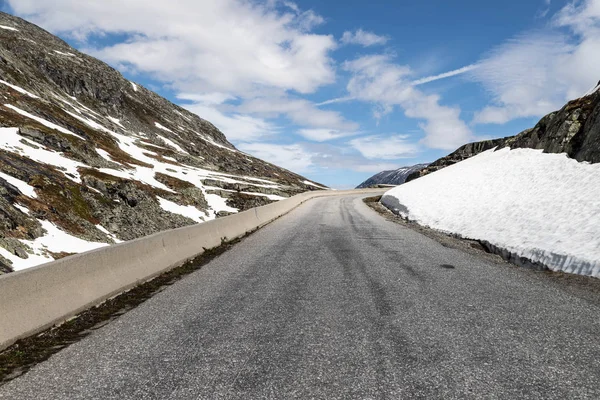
364;196;600;303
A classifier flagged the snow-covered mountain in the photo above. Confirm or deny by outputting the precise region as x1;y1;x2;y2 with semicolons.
382;84;600;277
0;13;326;273
356;164;429;188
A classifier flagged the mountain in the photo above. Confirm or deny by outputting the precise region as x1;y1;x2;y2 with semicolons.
381;86;600;277
407;83;600;182
0;12;326;273
356;164;429;188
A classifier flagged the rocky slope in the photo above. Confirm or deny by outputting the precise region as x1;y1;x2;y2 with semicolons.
356;164;429;188
0;12;325;273
406;83;600;182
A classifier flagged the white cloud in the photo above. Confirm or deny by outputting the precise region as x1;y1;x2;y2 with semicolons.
237;142;313;173
349;135;419;159
177;92;236;105
179;95;278;142
471;0;600;125
341;29;389;47
11;0;336;95
343;55;473;150
237;96;359;131
238;140;414;175
297;128;359;142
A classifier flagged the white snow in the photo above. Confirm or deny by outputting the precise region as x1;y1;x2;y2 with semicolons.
174;110;191;121
160;137;187;154
53;50;77;57
155;122;173;133
0;127;84;183
381;148;600;278
0;171;37;197
205;193;238;217
95;224;123;243
131;82;138;92
5;104;84;139
584;83;600;97
107;116;125;128
196;133;239;153
0;80;39;99
303;180;328;189
157;197;206;223
13;204;30;214
0;25;18;31
4;220;109;271
96;148;113;161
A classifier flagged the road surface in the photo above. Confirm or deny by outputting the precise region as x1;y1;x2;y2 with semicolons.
1;194;599;399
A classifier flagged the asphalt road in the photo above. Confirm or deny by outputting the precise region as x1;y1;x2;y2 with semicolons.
1;194;600;399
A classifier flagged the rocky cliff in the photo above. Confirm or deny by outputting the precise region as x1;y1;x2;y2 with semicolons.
0;12;325;273
356;164;429;188
406;84;600;182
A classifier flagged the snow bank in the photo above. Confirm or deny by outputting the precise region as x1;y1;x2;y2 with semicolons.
381;148;600;278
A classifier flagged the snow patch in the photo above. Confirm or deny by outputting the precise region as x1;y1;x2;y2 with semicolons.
0;127;84;183
303;180;328;189
381;148;600;278
205;193;238;218
96;148;113;162
160;137;187;154
155;122;173;133
157;197;206;223
5;220;109;271
107;116;125;128
5;104;84;139
13;204;30;214
0;25;18;31
53;50;77;57
95;224;123;243
131;82;138;92
0;171;37;197
0;80;39;99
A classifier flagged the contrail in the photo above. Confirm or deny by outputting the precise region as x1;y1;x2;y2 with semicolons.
316;96;356;106
411;64;478;86
316;64;478;107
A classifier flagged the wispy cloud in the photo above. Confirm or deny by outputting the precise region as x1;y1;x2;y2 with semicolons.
317;64;477;108
343;54;473;150
349;135;420;159
297;128;360;142
341;29;389;47
470;0;600;125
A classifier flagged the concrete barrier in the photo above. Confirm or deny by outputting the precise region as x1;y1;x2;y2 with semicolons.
0;189;384;350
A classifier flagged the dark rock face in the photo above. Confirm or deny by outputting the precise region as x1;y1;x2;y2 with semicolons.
407;88;600;183
0;12;326;272
406;138;509;182
356;164;429;188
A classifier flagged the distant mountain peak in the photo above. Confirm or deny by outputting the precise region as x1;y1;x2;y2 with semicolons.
356;163;429;188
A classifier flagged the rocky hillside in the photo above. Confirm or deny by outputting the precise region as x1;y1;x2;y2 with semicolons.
0;12;326;273
356;164;429;188
407;84;600;182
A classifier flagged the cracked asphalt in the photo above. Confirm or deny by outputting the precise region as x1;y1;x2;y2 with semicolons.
1;194;600;399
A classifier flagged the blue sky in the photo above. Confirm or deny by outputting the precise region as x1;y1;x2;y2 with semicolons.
4;0;600;188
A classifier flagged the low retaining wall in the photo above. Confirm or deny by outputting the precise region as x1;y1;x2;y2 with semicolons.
0;189;383;350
